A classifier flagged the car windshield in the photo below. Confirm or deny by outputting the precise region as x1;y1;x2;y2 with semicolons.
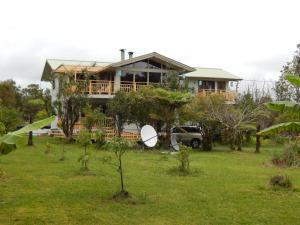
173;127;200;133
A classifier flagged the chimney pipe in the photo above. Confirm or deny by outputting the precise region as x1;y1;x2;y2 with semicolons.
120;49;125;61
128;51;134;59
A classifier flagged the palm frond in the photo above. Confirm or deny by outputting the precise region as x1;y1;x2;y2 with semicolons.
258;122;300;135
0;116;55;155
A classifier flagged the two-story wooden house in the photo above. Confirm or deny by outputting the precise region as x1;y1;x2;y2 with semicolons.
42;50;241;104
41;50;242;138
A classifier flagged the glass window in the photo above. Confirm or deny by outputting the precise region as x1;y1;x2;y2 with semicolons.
135;72;147;83
149;72;161;83
148;59;161;69
121;72;134;82
134;60;148;69
199;81;215;90
218;81;226;90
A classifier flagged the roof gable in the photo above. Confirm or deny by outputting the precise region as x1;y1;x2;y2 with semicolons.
110;52;195;72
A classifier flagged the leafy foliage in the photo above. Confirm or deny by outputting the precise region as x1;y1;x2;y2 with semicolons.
175;144;192;173
54;79;88;141
269;175;292;189
0;116;55;155
0;106;22;132
0;122;6;136
82;105;105;132
107;91;131;137
93;130;105;149
274;44;300;101
77;129;92;170
180;95;224;151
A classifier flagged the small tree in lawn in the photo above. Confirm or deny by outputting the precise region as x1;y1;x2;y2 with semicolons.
104;137;129;198
176;144;192;174
77;129;92;170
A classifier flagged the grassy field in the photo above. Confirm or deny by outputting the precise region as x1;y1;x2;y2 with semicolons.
1;137;300;225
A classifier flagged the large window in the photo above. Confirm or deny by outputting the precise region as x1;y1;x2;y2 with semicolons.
199;80;215;90
148;59;161;69
135;72;147;83
218;81;226;90
121;72;134;83
133;60;148;69
149;72;161;83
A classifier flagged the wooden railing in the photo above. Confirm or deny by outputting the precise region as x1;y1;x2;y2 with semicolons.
77;80;159;95
198;89;237;102
71;117;139;141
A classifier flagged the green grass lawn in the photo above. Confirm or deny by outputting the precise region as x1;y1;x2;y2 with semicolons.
1;137;300;225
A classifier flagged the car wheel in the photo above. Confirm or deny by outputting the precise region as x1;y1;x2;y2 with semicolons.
191;139;200;149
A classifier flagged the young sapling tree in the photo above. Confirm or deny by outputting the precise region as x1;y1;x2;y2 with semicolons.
104;137;129;198
77;129;92;170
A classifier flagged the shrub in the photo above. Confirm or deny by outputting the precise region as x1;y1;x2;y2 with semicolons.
77;129;92;170
269;175;292;189
94;130;105;149
272;142;300;167
175;144;191;173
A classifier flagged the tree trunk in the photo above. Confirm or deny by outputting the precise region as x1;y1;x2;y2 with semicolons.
165;122;171;149
27;116;33;146
119;156;124;192
237;132;242;151
255;124;261;153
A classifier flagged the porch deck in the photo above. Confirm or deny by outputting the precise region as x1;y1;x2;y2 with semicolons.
198;89;237;102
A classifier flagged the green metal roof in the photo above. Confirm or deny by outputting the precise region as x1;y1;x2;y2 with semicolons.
185;67;242;81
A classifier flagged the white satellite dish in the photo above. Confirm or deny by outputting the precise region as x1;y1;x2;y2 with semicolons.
171;134;180;151
141;125;158;147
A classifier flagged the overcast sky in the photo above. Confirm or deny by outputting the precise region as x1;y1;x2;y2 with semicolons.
0;0;299;89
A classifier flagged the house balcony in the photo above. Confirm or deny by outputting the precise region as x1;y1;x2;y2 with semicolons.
77;80;160;96
198;89;238;102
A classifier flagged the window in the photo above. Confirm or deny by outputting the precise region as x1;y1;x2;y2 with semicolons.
135;72;147;83
149;72;161;83
121;72;134;83
198;81;215;90
133;60;148;69
148;59;161;69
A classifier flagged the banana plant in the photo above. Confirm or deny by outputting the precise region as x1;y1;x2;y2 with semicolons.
0;116;55;155
259;74;300;135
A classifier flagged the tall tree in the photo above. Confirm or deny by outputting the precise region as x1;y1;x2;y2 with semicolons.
54;79;88;141
146;87;191;147
274;44;300;101
180;95;224;151
0;79;21;108
107;91;131;137
23;99;44;145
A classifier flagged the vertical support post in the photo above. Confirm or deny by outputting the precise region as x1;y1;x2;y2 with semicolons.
109;81;111;95
147;71;149;85
114;70;121;92
89;81;92;94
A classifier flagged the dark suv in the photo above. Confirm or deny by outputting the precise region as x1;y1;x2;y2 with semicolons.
171;126;202;149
